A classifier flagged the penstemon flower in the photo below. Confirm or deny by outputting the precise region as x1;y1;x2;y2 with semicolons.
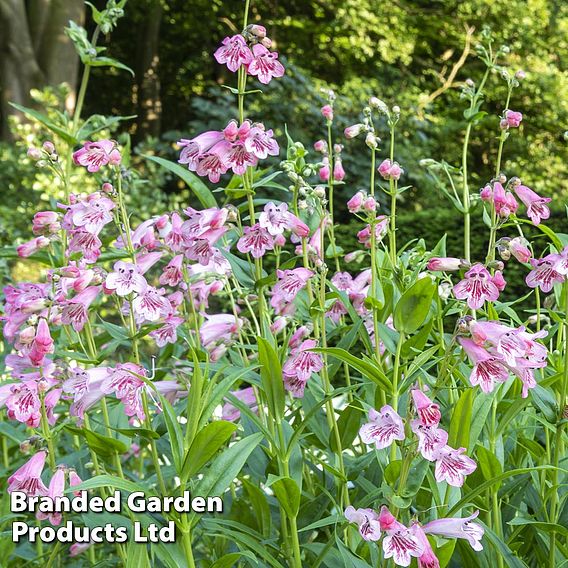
452;263;504;310
433;445;477;487
72;139;121;172
514;184;551;225
423;511;484;551
359;405;405;449
7;451;49;496
282;339;323;397
344;506;382;541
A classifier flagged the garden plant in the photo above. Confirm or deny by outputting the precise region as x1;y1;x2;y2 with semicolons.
0;1;567;567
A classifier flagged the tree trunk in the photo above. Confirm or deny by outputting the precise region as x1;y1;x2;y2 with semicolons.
0;0;84;140
135;0;163;140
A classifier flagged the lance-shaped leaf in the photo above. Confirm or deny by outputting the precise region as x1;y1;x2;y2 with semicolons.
257;336;285;421
393;277;436;334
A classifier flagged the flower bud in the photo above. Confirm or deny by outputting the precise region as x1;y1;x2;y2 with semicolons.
480;185;493;201
344;124;364;139
270;317;287;334
369;97;388;114
101;182;114;193
363;197;377;211
314;185;326;199
42;141;55;153
27;147;42;160
365;133;379;149
313;139;327;153
427;257;463;271
347;191;365;213
321;105;334;121
515;70;526;80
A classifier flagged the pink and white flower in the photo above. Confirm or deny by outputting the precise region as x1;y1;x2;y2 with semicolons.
423;510;484;551
452;264;502;310
73;140;121;172
7;451;48;496
214;34;253;72
282;339;323;397
459;337;510;393
246;43;285;84
526;254;565;292
237;224;275;258
359;405;405;450
433;445;477;487
344;506;381;542
36;467;65;525
514;185;551;225
411;389;441;427
105;261;148;297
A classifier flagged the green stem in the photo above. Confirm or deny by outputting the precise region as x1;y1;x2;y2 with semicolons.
388;125;397;266
389;332;404;462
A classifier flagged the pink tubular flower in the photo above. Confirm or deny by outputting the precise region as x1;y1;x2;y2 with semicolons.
132;286;171;322
237;223;275;258
178;130;225;171
333;159;345;181
359;405;405;450
150;315;184;347
427;257;462;272
383;525;424;567
501;110;523;129
459;337;509;393
344;124;365;139
313;139;327;153
525;254;565;293
258;202;309;237
378;159;403;181
452;263;502;310
17;236;50;258
214;34;253;72
72;140;121;172
347;192;365;213
434;445;477;487
344;506;381;541
200;314;241;348
514;185;551;225
33;211;60;235
6;381;41;427
60;286;101;332
319;156;330;181
29;318;54;366
411;421;448;461
105;261;148;297
246;43;285;84
271;268;313;304
357;216;389;248
159;255;184;286
321;105;333;121
37;467;65;525
70;194;115;234
282;339;323;397
412;389;441;427
7;451;48;495
222;387;258;422
508;237;532;263
244;124;279;159
423;510;484;551
411;523;440;568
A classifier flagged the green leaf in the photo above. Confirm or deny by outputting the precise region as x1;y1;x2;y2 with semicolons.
269;475;301;518
8;102;76;145
476;446;503;487
210;553;255;568
447;466;557;516
142;154;217;208
89;56;135;76
312;347;392;392
66;474;153;496
160;397;184;475
181;420;237;481
243;479;272;537
126;542;151;568
393;277;436;334
330;403;363;452
257;336;285;421
66;426;128;458
448;388;474;449
189;433;263;526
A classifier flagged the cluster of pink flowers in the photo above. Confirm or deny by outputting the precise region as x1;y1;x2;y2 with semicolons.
526;246;568;292
459;319;548;397
360;389;477;487
177;120;279;182
480;178;551;225
7;451;84;526
500;109;522;130
214;24;284;84
72;139;121;173
314;139;345;182
345;503;483;566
